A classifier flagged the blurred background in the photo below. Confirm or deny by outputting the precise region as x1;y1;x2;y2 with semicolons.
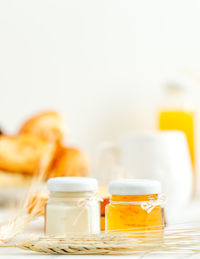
0;0;200;152
0;0;200;222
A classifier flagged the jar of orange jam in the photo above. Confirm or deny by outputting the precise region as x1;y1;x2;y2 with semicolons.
106;179;165;234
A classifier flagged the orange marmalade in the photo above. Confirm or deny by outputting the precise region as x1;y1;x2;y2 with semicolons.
105;179;164;235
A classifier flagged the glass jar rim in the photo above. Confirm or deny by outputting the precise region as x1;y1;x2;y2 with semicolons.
47;177;98;192
111;193;159;202
109;179;161;195
49;190;96;198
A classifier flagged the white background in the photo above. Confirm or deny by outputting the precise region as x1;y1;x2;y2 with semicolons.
0;0;200;155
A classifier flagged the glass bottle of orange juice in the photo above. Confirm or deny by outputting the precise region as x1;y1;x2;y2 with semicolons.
158;82;196;188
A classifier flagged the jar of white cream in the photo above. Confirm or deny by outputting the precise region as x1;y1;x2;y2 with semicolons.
45;177;100;234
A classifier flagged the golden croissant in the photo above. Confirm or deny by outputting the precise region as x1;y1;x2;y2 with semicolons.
19;111;66;144
48;146;89;178
0;111;89;184
0;134;56;175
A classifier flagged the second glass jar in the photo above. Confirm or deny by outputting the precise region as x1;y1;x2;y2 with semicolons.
106;179;165;235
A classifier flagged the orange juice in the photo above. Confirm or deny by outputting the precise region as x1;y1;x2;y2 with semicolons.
159;111;195;170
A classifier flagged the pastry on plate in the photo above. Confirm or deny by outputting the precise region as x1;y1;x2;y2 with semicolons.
0;134;56;175
0;111;90;204
48;146;89;178
19;111;66;144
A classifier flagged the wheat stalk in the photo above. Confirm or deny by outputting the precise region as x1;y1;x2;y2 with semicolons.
0;227;200;255
0;144;54;244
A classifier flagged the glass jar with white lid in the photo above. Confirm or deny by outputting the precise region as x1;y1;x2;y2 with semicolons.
106;179;166;234
45;177;100;234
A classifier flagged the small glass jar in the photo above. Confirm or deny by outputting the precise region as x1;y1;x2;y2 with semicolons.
106;179;165;234
45;177;100;234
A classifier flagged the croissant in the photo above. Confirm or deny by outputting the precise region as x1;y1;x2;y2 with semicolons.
48;146;89;178
19;111;65;144
0;134;56;175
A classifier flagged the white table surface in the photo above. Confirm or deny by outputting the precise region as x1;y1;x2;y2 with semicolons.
1;199;200;259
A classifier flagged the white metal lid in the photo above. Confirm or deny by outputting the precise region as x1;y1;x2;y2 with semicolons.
47;177;98;192
109;179;161;195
